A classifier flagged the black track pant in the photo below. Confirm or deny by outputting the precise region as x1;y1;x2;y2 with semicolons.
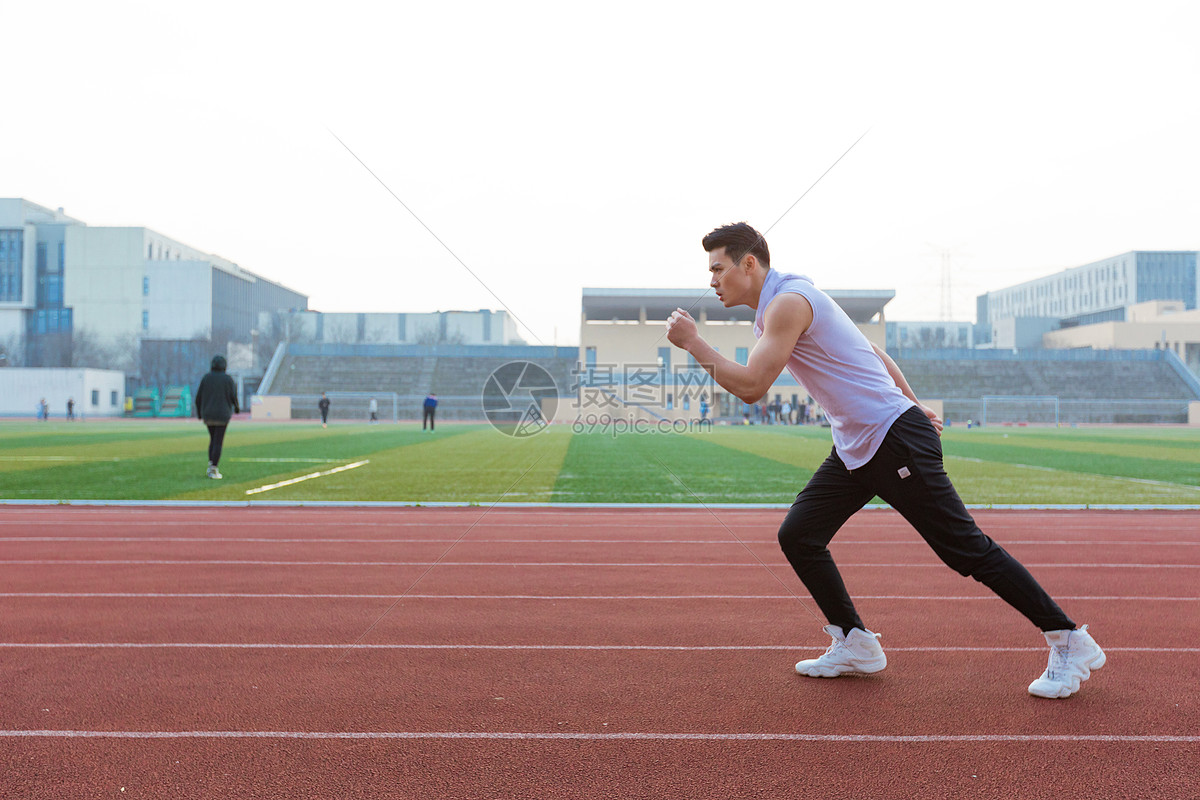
423;408;436;430
777;406;1075;633
206;424;227;467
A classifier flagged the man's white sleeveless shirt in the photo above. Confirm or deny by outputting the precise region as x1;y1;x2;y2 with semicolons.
753;269;914;469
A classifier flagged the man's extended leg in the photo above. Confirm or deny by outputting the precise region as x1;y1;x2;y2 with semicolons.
863;407;1075;631
780;453;889;677
777;449;876;633
862;407;1103;697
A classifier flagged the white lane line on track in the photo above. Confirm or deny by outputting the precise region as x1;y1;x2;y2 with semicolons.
1;518;1197;529
2;560;1197;568
2;643;1197;652
2;593;1197;601
3;537;1198;546
1;730;1196;742
244;460;370;495
3;500;1200;510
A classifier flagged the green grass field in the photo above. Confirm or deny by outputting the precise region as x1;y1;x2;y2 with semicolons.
2;419;1199;505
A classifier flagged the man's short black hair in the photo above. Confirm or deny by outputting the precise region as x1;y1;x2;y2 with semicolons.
701;222;770;268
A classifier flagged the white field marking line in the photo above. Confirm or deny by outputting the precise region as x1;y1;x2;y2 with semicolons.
4;536;1199;547
2;593;1196;602
0;456;123;462
1;643;1198;654
2;560;1197;569
229;458;339;463
244;460;370;495
0;730;1197;743
946;455;1200;493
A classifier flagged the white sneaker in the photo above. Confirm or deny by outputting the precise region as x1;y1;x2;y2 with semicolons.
207;465;222;480
795;625;887;678
1028;625;1105;698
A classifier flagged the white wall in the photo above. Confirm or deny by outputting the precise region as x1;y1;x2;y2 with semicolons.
0;309;23;349
0;368;126;417
63;227;145;340
145;260;212;337
264;309;523;345
322;313;359;344
406;313;441;342
362;314;398;343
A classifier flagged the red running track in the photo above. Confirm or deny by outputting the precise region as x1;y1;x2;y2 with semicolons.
0;506;1197;799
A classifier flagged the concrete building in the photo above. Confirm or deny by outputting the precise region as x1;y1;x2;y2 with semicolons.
977;251;1198;349
579;287;893;420
260;308;525;347
886;320;978;352
971;251;1200;376
1043;300;1200;373
0;367;125;418
0;198;307;389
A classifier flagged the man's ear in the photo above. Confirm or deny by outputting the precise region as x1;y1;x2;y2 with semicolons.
742;254;758;273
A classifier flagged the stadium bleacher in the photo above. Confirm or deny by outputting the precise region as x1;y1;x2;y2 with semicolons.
262;343;578;421
894;349;1200;424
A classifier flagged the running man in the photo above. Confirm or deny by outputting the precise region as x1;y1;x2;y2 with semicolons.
666;222;1104;698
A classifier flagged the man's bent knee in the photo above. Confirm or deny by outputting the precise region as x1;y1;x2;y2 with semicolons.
778;523;831;561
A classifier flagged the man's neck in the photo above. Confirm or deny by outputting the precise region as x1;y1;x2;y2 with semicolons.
745;268;770;310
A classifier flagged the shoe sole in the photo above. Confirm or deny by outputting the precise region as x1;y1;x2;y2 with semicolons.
795;656;887;678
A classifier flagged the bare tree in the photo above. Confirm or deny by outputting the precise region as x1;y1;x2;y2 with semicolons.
69;327;115;369
324;319;358;345
110;333;140;374
415;324;466;345
0;333;24;367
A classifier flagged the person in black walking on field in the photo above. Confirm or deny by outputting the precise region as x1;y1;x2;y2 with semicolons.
196;354;240;479
422;392;438;432
318;392;331;428
666;222;1104;699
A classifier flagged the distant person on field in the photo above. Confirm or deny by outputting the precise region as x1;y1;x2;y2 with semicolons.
38;398;48;421
318;392;331;428
666;222;1104;699
369;396;379;424
66;398;75;421
422;392;438;431
196;354;240;480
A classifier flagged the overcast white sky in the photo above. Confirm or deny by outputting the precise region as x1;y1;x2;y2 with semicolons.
4;1;1197;346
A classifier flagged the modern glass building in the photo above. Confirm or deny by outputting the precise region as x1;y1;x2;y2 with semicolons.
977;251;1199;332
0;198;307;383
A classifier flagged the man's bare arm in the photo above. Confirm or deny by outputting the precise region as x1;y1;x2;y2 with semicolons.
667;293;812;404
871;343;943;434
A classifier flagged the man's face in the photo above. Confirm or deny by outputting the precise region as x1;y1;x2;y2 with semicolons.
708;247;750;307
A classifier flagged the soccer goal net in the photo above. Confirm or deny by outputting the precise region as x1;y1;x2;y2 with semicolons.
980;395;1060;426
294;392;400;423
